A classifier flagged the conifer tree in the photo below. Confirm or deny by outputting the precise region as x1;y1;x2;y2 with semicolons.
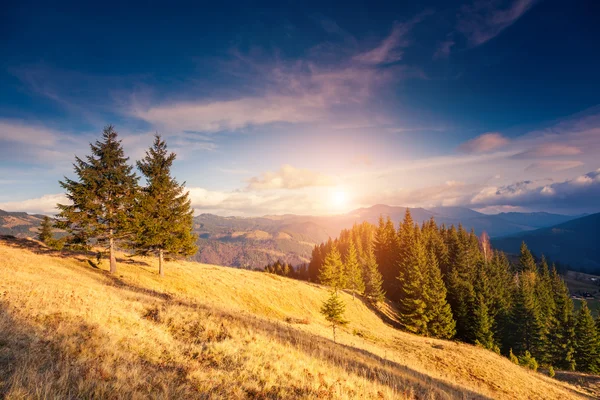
345;241;364;298
57;125;138;273
397;228;428;334
518;242;537;274
472;293;496;350
132;135;197;276
38;215;54;244
424;249;456;339
573;301;598;372
510;272;545;359
319;247;346;290
363;247;385;303
320;291;349;343
547;266;576;370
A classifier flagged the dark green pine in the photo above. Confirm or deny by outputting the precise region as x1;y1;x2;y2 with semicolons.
133;135;197;276
57;125;138;273
573;301;599;373
37;215;54;244
424;249;456;339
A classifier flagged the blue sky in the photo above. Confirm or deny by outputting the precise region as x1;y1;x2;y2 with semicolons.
1;0;599;216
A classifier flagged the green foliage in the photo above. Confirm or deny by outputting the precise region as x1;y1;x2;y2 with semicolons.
546;266;576;371
132;135;197;276
363;247;385;303
37;216;54;244
509;349;519;365
344;241;365;296
397;226;428;335
509;272;545;360
320;291;349;343
56;125;138;273
518;242;537;274
472;293;495;350
573;301;599;373
424;249;455;339
548;365;555;378
518;351;539;371
319;247;346;290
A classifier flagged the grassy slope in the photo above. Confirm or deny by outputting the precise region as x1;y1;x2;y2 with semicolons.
0;238;593;399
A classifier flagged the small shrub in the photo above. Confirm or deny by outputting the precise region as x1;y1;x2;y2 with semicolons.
548;365;555;378
285;316;310;325
142;305;161;323
518;351;538;371
509;349;519;365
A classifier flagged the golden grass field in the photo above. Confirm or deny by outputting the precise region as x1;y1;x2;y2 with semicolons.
0;237;597;399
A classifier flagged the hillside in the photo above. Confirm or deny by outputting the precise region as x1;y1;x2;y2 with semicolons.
493;213;600;273
0;237;595;399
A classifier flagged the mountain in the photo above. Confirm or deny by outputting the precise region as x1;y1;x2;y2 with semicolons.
1;206;580;270
0;237;593;399
493;213;600;272
191;205;578;269
0;209;45;237
492;212;578;230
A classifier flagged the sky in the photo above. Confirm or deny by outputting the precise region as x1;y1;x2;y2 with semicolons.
1;0;599;216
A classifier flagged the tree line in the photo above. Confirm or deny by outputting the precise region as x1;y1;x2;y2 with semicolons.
309;209;600;373
38;125;197;276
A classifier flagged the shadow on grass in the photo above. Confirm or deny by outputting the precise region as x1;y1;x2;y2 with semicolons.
0;235;151;267
94;275;493;399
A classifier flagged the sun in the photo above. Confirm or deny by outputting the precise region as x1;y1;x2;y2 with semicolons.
330;189;348;210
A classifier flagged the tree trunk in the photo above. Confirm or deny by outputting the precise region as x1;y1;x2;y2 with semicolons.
159;249;164;277
109;230;117;274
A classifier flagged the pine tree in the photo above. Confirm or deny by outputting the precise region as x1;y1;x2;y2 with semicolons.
510;272;545;359
57;125;138;273
573;301;598;372
424;249;456;339
397;227;428;334
38;215;54;244
472;293;495;350
345;241;364;298
547;266;576;370
363;246;385;303
518;242;537;274
320;291;349;343
319;247;346;290
132;135;197;276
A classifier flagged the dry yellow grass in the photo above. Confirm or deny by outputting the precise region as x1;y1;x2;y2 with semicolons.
0;237;594;399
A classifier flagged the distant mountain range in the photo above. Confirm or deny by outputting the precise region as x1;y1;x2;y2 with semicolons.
492;213;600;273
1;205;589;270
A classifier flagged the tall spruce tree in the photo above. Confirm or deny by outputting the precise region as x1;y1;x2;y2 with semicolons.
38;215;54;244
518;242;537;274
397;227;428;334
57;125;138;273
547;266;576;370
472;293;496;350
510;272;545;359
573;301;599;372
319;247;346;290
345;241;365;298
363;246;385;303
424;249;456;339
132;135;197;276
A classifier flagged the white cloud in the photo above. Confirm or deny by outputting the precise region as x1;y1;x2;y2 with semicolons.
0;193;67;214
247;164;335;190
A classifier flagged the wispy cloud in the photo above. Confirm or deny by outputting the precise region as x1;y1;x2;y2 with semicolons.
433;36;455;60
247;164;335;190
458;0;537;46
459;132;510;153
